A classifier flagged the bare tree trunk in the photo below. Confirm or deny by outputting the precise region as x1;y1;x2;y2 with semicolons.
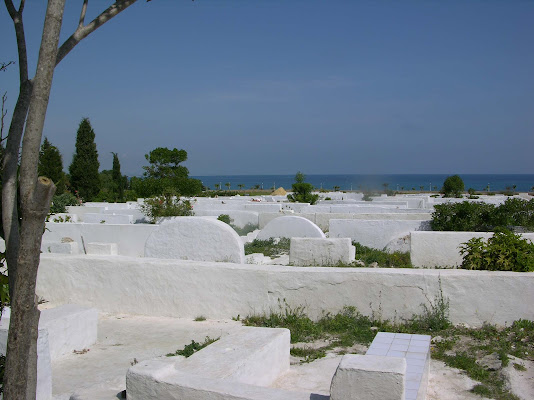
3;0;65;397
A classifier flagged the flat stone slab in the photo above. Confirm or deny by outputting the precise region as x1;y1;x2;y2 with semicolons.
289;238;355;266
144;217;245;263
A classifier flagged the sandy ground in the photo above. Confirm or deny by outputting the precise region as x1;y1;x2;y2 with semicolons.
51;313;529;400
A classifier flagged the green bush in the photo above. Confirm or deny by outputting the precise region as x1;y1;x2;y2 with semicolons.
431;198;534;232
287;172;319;205
441;175;464;198
140;190;193;223
217;214;231;224
459;229;534;272
49;192;79;214
353;242;412;268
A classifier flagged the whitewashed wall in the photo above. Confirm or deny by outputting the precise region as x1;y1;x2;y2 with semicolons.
37;255;534;327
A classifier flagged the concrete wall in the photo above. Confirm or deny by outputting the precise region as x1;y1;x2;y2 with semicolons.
329;219;430;250
411;231;534;268
37;255;534;327
43;223;157;257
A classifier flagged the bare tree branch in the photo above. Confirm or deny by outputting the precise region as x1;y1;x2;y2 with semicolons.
18;0;25;13
78;0;88;28
56;0;139;65
1;92;7;142
0;61;14;72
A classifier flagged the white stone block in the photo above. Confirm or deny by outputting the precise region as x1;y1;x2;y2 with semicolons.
41;240;79;254
86;242;119;255
0;321;52;400
289;238;355;266
330;354;406;400
145;217;245;263
83;213;133;224
256;216;325;240
39;304;98;360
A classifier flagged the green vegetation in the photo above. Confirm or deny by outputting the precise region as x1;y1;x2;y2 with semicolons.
49;192;79;214
460;229;534;272
139;189;193;223
217;214;231;224
244;238;290;258
287;172;319;205
69;118;101;201
431;198;534;232
441;174;465;198
194;316;206;322
131;147;202;198
166;336;218;358
217;214;257;236
243;299;533;399
38;137;66;194
353;242;412;268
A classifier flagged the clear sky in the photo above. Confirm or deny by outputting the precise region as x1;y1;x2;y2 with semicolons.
1;0;533;177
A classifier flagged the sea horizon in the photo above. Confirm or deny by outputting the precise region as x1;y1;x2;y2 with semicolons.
191;174;534;193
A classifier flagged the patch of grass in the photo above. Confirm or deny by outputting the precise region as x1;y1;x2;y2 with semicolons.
513;363;526;371
166;336;219;358
194;316;206;322
353;242;412;268
244;238;290;258
242;296;533;398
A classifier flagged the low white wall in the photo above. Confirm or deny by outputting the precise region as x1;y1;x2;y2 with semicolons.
411;231;534;268
37;255;534;327
193;209;259;229
329;219;430;250
42;223;157;257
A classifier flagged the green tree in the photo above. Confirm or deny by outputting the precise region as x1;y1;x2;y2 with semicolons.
225;182;231;190
287;172;319;205
238;184;245;190
111;152;124;201
441;175;464;198
69;118;100;201
38;137;65;194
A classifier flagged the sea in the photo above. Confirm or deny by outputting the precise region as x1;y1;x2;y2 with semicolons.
191;174;534;193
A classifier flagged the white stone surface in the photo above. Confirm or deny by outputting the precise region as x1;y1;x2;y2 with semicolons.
42;223;157;257
86;242;119;256
411;231;534;268
256;216;326;240
36;255;534;326
41;240;79;254
126;327;298;400
65;206;105;221
144;217;245;263
83;213;133;224
39;304;98;360
289;238;355;266
192;209;259;229
330;219;430;250
330;354;406;400
0;321;53;400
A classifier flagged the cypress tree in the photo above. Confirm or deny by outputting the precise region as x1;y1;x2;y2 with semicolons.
38;137;65;194
111;152;124;201
69;118;100;201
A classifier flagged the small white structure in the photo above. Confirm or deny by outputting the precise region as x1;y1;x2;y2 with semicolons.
41;240;79;254
144;217;245;264
330;354;406;400
0;304;98;400
256;216;325;240
289;238;355;266
86;242;119;255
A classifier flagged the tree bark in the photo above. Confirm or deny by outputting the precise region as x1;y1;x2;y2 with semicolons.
3;0;65;396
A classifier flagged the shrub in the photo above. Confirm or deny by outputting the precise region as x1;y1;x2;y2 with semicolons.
140;190;193;223
287;172;319;205
441;175;464;198
352;242;412;268
431;201;495;232
431;198;534;232
49;192;79;214
217;214;231;224
459;229;534;272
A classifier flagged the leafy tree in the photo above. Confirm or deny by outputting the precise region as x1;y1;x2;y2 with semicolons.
38;137;65;194
69;118;100;201
287;171;319;205
441;175;464;198
225;182;231;190
238;184;244;190
1;1;155;397
132;147;201;197
111;152;124;201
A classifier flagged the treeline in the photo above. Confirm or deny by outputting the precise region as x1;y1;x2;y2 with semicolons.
38;118;202;207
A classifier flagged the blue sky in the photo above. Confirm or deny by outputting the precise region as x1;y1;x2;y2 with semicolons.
1;0;533;177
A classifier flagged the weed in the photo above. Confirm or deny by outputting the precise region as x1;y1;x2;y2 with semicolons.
290;346;327;363
244;238;290;258
194;316;206;322
166;336;219;358
353;242;412;268
513;363;526;371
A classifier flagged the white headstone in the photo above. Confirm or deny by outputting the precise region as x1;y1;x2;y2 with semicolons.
144;217;245;263
256;216;325;240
